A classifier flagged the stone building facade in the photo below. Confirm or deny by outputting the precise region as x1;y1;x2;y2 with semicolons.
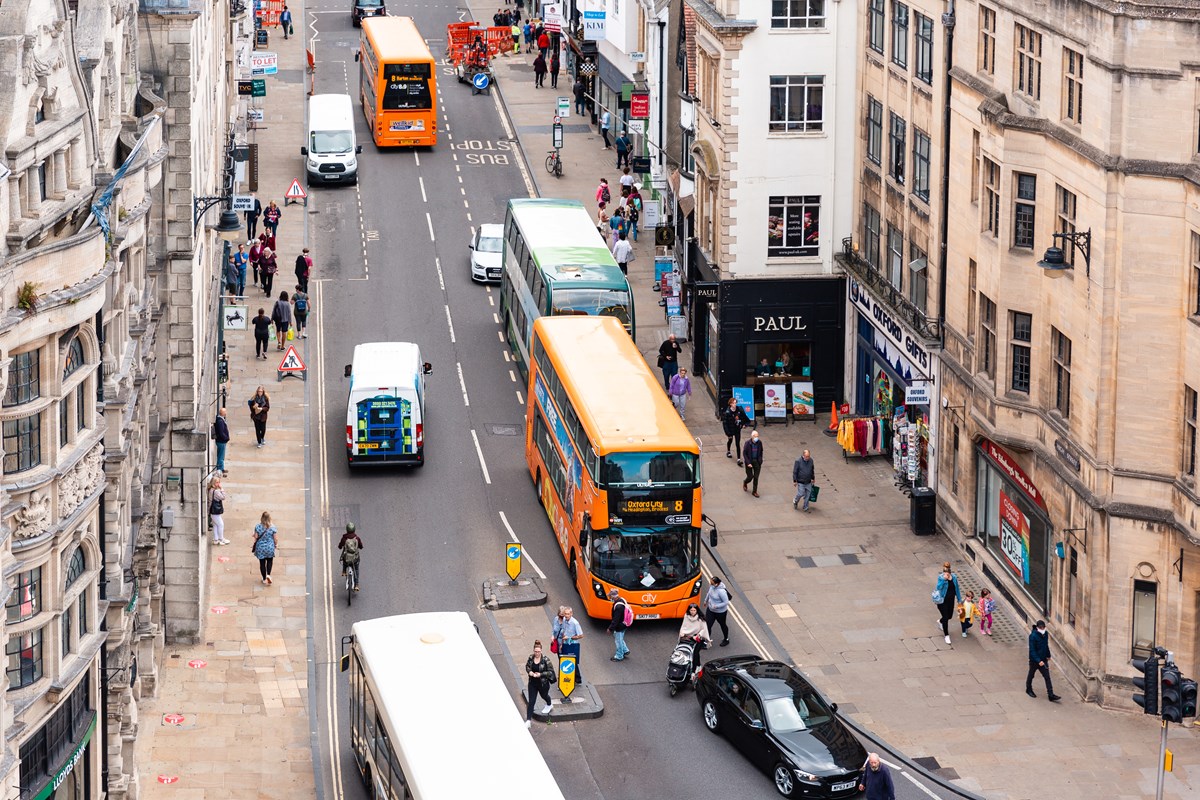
0;0;165;796
935;0;1200;703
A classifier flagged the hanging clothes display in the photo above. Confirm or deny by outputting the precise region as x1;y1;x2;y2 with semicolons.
837;415;890;459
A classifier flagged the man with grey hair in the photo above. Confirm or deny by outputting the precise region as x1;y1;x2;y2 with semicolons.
858;753;895;800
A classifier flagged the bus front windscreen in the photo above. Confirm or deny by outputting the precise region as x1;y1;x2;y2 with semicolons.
590;527;699;591
601;451;698;487
551;287;632;327
383;63;432;110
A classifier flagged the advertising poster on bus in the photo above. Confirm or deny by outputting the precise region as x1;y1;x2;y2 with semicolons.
999;490;1032;585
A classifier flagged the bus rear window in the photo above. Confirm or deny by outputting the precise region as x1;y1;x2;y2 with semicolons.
551;288;631;327
383;63;432;110
602;452;697;486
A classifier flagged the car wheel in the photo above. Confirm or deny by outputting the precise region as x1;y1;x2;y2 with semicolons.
702;700;720;733
772;764;797;798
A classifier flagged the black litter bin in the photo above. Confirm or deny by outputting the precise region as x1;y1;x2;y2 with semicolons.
910;487;936;535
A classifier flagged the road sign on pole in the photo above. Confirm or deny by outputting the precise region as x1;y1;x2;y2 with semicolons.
505;543;522;582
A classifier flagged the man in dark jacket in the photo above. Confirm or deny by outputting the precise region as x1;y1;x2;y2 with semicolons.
657;334;681;389
859;753;895;800
213;408;230;476
1026;620;1061;701
246;197;262;239
338;522;365;589
607;589;629;661
742;431;764;497
792;449;815;512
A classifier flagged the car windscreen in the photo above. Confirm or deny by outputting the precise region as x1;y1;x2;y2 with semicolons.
763;690;835;733
476;236;503;253
310;130;354;154
383;63;432;110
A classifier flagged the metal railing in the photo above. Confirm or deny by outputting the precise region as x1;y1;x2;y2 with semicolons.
838;237;941;344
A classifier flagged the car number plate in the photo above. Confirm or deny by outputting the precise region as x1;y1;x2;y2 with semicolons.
636;614;660;620
832;781;855;792
358;442;380;449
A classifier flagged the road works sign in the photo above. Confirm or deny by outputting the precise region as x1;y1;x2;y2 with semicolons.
278;345;306;373
284;179;307;201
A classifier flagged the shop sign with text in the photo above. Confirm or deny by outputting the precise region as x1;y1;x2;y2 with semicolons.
848;279;930;373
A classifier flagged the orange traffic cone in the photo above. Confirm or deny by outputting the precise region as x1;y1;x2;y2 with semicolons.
827;401;839;432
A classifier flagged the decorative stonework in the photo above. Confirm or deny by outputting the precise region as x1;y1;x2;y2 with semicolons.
13;489;51;540
59;443;105;518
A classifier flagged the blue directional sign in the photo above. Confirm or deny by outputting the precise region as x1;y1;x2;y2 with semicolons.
505;543;522;581
472;72;490;90
558;655;577;698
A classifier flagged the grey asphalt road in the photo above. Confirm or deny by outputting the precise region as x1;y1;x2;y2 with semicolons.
299;4;961;799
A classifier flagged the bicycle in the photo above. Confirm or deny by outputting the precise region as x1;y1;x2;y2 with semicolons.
545;148;563;178
345;561;358;606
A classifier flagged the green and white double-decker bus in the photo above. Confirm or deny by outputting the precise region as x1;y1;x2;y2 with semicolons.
499;198;635;373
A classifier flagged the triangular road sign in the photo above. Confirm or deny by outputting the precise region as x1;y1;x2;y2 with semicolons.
278;345;306;372
285;179;307;200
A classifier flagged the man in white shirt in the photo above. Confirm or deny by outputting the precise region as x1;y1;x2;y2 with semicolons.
612;231;634;275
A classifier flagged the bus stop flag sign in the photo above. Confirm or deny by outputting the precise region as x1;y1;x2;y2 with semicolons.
558;655;577;699
505;543;522;581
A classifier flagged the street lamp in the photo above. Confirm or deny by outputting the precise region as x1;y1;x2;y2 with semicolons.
1037;229;1091;277
193;195;243;242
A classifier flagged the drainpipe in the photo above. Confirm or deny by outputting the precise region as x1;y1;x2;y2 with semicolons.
657;18;666;173
936;0;955;346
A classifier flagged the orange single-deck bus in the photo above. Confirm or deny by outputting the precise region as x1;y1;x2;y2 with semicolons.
357;17;437;147
526;316;703;620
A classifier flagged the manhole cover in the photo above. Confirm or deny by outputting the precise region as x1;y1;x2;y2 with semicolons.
488;424;522;436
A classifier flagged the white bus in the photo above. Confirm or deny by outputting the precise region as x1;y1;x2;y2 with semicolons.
343;612;565;799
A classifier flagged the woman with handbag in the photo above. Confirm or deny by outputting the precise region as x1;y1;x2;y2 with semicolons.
523;640;554;727
208;476;230;545
932;561;962;645
271;291;293;350
248;386;270;447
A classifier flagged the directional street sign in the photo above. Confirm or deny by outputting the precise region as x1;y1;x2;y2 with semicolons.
558;655;577;699
472;72;490;91
505;543;522;581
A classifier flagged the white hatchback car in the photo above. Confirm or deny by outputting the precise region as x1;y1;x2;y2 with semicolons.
469;224;505;283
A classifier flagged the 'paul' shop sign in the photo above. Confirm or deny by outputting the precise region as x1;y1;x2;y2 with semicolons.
848;279;930;373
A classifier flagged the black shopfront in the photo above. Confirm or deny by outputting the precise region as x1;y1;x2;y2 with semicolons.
689;275;845;412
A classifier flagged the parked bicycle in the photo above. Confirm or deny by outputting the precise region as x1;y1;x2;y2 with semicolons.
545;148;563;177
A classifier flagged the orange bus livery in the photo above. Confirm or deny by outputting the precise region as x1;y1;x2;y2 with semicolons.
357;17;437;147
526;316;704;620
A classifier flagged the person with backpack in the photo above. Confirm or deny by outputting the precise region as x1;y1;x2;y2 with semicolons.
271;291;292;350
338;522;364;590
614;130;631;169
294;247;312;293
626;185;643;242
595;177;611;207
292;285;310;338
607;589;632;661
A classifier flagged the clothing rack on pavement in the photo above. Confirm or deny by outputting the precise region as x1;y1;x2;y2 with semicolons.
836;415;890;459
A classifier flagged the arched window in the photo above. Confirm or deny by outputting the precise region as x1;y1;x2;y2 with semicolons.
65;548;85;589
63;338;85;380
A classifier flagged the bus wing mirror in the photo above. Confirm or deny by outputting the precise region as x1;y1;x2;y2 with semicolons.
709;527;718;547
339;653;350;672
344;364;352;378
354;51;360;62
300;146;308;156
423;362;433;375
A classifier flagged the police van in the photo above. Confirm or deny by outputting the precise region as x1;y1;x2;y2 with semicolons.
344;342;432;468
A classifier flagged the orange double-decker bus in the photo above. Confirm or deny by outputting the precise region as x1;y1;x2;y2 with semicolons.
357;17;437;147
526;316;704;620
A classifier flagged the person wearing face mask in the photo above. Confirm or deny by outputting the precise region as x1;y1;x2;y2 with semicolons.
858;753;895;800
742;430;764;497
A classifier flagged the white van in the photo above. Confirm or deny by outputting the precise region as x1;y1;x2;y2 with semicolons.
301;94;362;184
344;342;432;467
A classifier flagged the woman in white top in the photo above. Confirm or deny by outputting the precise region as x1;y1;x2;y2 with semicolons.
208;476;230;545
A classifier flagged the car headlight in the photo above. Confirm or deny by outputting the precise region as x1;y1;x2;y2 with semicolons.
792;768;819;783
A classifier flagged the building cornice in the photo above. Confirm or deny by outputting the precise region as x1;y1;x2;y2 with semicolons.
683;0;757;37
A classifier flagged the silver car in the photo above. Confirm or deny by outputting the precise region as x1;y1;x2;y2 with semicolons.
469;223;505;283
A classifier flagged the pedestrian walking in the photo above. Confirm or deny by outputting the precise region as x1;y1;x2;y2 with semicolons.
294;247;312;293
233;244;249;298
668;367;692;420
263;200;281;235
721;396;750;463
573;76;586;115
657;333;681;389
248;386;270;447
510;22;520;55
932;561;962;644
595;202;610;235
619;165;635;192
792;448;815;511
252;308;272;360
261;228;276;254
614;130;631;168
532;53;547;87
978;588;996;635
524;640;554;727
859;753;896;800
608;206;625;249
607;589;630;661
260;247;278;297
1026;620;1062;701
492;8;503;25
537;30;549;57
208;476;230;545
523;21;533;52
249;237;264;288
549;51;560;88
292;285;310;338
595;177;611;207
552;606;584;681
253;511;279;585
280;4;292;38
599;109;612;149
611;230;634;275
742;430;764;496
626;185;642;242
213;407;230;475
246;197;262;239
959;590;978;638
703;576;731;646
272;291;293;350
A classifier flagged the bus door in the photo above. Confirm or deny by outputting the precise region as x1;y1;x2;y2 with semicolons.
355;395;415;455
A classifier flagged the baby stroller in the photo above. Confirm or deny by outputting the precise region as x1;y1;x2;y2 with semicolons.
667;636;705;696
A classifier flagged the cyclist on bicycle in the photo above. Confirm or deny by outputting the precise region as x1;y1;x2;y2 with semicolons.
339;523;364;590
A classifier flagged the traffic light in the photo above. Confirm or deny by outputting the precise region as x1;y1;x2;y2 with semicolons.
1182;677;1198;719
1132;656;1159;715
1161;664;1183;723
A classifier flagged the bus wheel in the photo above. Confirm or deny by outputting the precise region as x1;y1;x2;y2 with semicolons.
568;550;577;583
533;468;541;497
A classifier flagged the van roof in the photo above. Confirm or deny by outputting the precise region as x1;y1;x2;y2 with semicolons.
351;342;422;389
308;94;355;127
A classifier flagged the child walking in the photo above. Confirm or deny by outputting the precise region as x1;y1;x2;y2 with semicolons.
978;588;995;635
958;590;978;638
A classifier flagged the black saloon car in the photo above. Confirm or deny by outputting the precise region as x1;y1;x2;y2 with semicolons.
695;656;867;798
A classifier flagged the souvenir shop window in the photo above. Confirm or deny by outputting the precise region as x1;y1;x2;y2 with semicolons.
745;343;811;379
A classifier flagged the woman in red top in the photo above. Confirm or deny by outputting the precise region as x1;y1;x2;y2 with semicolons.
248;237;264;288
260;247;278;297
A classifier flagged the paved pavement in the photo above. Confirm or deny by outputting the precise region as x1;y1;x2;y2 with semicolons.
485;36;1200;800
134;28;316;799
